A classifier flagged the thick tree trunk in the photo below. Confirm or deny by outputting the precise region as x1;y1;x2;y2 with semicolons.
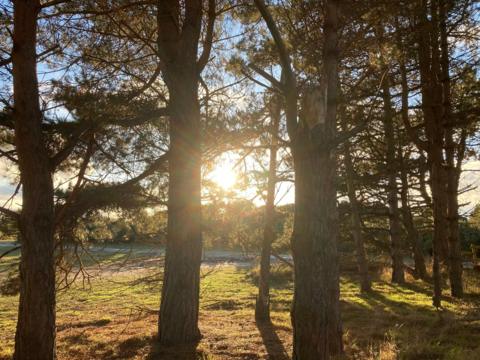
343;134;371;292
381;76;405;284
291;139;343;360
12;1;57;359
254;0;342;357
255;97;281;322
159;71;202;344
291;1;343;358
156;0;206;345
417;0;448;307
439;0;463;298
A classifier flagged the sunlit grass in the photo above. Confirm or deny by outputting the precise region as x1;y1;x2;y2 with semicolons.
1;252;480;359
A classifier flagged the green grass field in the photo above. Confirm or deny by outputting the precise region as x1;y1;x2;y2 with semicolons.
1;247;480;359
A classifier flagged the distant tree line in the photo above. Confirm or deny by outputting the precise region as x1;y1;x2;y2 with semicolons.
0;0;479;359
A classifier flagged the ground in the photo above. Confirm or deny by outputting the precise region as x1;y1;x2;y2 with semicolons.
1;244;480;359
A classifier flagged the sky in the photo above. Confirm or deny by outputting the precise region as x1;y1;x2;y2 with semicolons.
0;2;479;216
2;157;479;214
459;161;480;214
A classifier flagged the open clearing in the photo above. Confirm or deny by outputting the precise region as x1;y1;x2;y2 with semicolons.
1;245;480;360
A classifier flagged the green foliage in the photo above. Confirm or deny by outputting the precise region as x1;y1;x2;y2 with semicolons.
0;215;18;241
76;210;167;245
469;204;480;230
203;199;262;252
202;199;293;252
456;206;480;251
460;222;480;250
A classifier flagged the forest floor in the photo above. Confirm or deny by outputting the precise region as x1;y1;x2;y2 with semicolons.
1;245;480;359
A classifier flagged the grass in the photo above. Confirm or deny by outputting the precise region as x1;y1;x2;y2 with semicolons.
1;249;480;359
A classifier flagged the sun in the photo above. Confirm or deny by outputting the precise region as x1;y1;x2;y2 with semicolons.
209;163;237;190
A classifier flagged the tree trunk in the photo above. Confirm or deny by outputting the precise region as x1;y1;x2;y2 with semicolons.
439;0;463;298
397;41;427;280
12;1;56;359
381;76;405;284
399;149;427;280
445;148;464;297
156;0;206;345
291;138;343;360
159;71;203;345
342;128;371;292
417;0;448;307
253;0;343;357
291;1;343;358
430;158;447;307
255;96;281;322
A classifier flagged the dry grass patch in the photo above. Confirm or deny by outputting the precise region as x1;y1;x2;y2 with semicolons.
1;251;480;359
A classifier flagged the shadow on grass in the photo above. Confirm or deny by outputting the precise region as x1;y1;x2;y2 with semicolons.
400;281;433;298
339;277;480;359
110;335;206;360
256;319;290;360
57;318;111;332
203;299;244;311
462;292;480;302
342;272;438;309
146;337;210;360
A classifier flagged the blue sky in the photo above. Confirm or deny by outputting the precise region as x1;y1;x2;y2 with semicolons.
0;1;479;214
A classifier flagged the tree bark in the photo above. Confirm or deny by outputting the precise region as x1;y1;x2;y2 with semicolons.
255;96;281;322
399;148;428;280
157;0;205;345
291;133;343;360
417;0;448;307
381;75;405;284
254;0;343;357
445;139;464;297
439;0;463;298
12;1;56;359
291;1;343;358
397;41;427;280
159;73;203;344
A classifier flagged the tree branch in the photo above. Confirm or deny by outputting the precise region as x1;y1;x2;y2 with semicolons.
253;0;298;140
0;206;19;221
197;0;216;72
0;245;21;261
247;63;283;90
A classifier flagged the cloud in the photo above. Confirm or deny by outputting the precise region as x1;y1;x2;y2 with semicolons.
459;160;480;214
0;178;20;209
